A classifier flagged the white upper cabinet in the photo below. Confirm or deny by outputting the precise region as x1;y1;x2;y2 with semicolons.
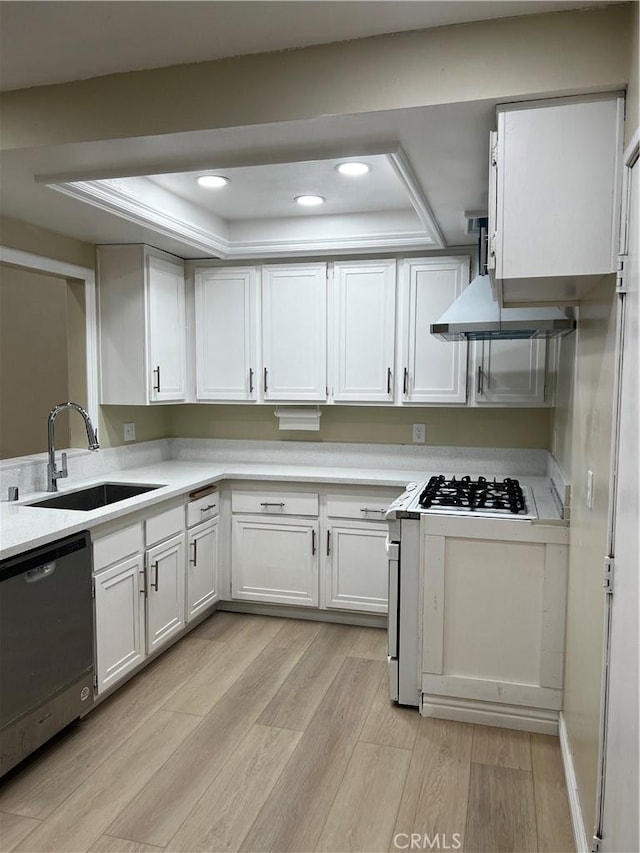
195;267;258;401
331;259;396;402
469;337;547;406
489;94;624;307
399;257;470;404
261;263;327;401
98;245;186;404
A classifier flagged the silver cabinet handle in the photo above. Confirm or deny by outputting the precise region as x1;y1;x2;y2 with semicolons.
260;501;285;508
201;503;217;512
403;367;409;395
264;367;268;393
311;529;316;556
387;367;392;395
249;368;254;394
477;365;484;396
153;365;161;393
140;567;147;596
151;560;159;592
190;541;197;566
326;530;331;556
360;507;386;515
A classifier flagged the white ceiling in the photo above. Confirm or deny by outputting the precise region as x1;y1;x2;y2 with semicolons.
0;0;621;92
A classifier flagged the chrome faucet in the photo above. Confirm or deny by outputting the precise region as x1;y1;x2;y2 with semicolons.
47;402;99;492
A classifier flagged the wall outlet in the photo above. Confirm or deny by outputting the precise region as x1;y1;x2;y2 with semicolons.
586;469;594;510
412;423;426;444
123;422;136;442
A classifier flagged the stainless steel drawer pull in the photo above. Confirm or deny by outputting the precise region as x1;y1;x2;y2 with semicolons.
190;541;198;566
360;507;386;515
200;503;217;512
311;529;316;555
477;365;484;396
151;560;159;592
387;367;392;394
260;501;285;508
403;367;409;395
249;368;254;394
326;530;331;556
153;365;161;393
139;568;147;596
264;367;268;393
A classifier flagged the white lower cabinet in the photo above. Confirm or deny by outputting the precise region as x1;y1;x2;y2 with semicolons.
94;554;146;694
186;519;219;620
324;521;388;613
145;533;186;653
232;516;319;607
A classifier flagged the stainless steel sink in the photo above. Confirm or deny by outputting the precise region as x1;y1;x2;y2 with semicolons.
27;483;163;511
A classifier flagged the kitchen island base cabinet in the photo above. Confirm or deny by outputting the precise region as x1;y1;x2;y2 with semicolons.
231;517;319;607
186;518;219;620
324;522;388;613
420;517;568;734
145;534;186;653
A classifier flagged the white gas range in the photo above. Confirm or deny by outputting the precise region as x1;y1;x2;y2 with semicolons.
385;474;537;706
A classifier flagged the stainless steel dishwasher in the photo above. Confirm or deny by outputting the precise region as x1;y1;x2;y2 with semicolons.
0;531;94;776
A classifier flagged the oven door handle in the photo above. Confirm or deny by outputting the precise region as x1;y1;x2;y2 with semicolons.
387;543;399;660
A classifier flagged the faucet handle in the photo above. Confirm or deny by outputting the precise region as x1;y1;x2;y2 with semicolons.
60;452;68;479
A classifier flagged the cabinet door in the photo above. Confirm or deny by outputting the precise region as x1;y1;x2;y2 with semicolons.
195;267;257;401
324;521;388;613
145;533;186;653
232;517;319;606
262;264;327;401
147;255;186;402
94;556;145;694
470;338;546;405
331;260;396;402
186;519;219;621
401;258;469;404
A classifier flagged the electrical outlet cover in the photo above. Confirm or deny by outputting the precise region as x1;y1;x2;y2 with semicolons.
124;422;136;442
412;423;426;444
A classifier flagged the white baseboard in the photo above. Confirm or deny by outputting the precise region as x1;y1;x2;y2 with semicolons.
559;712;590;853
420;694;559;735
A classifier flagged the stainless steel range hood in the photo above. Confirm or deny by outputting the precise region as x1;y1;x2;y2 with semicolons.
431;274;575;342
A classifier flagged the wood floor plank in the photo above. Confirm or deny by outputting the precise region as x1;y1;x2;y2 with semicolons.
359;669;419;751
187;610;248;644
239;657;385;853
472;724;532;771
465;763;538;853
106;624;308;848
392;717;473;848
531;734;575;852
165;725;301;853
256;623;361;731
89;836;163;853
12;709;201;853
161;615;286;716
0;636;224;820
0;811;40;851
348;627;388;661
315;742;411;852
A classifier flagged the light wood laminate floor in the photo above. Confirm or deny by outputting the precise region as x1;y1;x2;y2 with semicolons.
0;613;575;853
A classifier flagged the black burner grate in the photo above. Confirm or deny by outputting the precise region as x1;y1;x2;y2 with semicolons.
418;475;526;514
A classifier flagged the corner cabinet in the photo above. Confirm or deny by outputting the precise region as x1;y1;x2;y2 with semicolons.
398;257;470;404
261;263;327;401
98;244;187;404
194;267;258;401
330;259;396;402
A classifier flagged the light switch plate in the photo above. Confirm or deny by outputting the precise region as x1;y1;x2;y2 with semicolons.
586;469;594;510
124;422;136;442
412;423;426;444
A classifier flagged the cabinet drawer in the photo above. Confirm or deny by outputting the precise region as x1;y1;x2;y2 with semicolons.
326;493;393;521
93;522;144;573
231;490;318;517
145;503;184;546
187;487;219;527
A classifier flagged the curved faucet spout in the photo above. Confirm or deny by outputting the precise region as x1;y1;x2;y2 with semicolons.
47;402;100;492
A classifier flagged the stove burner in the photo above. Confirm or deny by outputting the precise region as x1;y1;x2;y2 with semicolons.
418;475;526;514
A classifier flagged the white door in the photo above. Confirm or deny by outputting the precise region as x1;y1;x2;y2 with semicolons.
147;255;186;402
600;143;639;853
331;259;396;402
232;517;319;607
261;263;327;401
186;519;219;621
195;267;258;401
470;338;546;405
401;257;469;404
145;534;186;652
324;521;389;613
94;556;145;694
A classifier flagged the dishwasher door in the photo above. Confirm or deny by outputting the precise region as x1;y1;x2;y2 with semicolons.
0;531;94;774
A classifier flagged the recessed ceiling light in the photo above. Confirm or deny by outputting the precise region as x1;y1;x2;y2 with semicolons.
295;195;325;207
197;175;229;188
337;162;371;176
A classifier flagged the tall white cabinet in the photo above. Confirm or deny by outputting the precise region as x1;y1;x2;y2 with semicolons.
331;259;396;402
399;257;470;404
98;244;187;404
